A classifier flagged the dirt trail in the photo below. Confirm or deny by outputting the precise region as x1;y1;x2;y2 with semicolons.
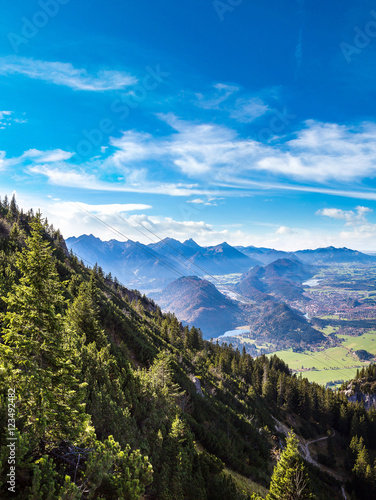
272;417;348;499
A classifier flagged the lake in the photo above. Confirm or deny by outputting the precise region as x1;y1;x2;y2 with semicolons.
218;328;249;339
303;278;321;287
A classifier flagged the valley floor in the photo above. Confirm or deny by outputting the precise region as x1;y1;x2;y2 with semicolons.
213;266;376;388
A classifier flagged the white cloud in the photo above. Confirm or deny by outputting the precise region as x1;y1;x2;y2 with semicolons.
37;200;221;242
188;198;205;204
339;224;376;248
9;116;376;202
316;206;372;225
0;56;137;91
105;117;376;183
110;113;264;176
313;205;376;251
276;226;294;235
187;197;218;206
29;165;100;189
0;111;12;120
259;121;376;182
11;190;376;252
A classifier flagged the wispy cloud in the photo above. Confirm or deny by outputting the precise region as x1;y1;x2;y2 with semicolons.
229;97;270;123
0;151;6;170
194;83;271;122
8;116;376;202
56;201;152;215
22;149;74;162
0;148;74;170
106;116;376;183
194;83;240;109
109;113;263;176
0;56;138;91
28;164;215;197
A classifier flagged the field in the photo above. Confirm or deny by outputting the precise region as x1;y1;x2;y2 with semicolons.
338;331;376;354
267;345;369;386
268;328;376;387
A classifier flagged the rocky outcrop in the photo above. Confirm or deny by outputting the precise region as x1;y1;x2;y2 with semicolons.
344;382;376;411
191;376;204;397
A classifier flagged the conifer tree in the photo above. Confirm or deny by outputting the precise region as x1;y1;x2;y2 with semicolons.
0;214;91;450
268;431;314;500
262;364;274;403
65;281;106;348
9;194;18;218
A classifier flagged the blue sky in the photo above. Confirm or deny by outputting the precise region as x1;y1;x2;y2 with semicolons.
1;0;376;250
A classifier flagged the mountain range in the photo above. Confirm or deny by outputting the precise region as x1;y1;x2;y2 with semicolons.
66;235;376;293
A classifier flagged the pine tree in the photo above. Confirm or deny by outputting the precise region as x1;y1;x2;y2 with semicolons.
9;194;18;218
262;364;274;403
268;431;314;500
65;281;106;348
0;214;91;450
352;444;375;497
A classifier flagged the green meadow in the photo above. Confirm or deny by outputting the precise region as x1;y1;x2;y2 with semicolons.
268;343;372;387
338;331;376;355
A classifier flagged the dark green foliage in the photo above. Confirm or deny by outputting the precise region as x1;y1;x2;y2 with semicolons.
355;349;374;361
0;214;90;449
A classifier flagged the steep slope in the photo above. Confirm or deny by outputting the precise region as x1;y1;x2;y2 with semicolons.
152;276;247;338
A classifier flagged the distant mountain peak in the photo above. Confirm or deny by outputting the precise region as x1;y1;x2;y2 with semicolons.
183;238;201;248
161;237;180;243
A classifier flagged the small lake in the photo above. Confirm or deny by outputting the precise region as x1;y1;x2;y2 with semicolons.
303;278;321;287
218;328;249;339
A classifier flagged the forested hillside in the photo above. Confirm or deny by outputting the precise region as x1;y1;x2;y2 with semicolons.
1;196;376;499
